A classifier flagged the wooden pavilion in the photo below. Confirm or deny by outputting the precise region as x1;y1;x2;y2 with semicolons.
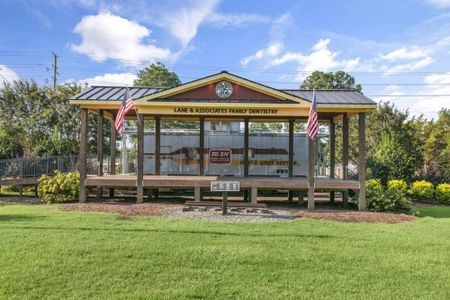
70;71;376;210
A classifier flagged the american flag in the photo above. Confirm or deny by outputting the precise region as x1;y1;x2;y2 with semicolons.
115;86;134;133
306;88;318;140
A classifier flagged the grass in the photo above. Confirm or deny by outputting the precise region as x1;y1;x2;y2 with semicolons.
415;205;450;218
0;204;449;299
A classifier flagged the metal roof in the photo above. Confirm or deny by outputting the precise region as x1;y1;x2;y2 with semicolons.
70;86;165;101
71;85;375;106
281;89;375;105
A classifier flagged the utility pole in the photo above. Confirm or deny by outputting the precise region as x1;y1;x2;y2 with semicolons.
52;52;58;90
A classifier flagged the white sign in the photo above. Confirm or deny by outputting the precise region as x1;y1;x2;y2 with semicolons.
210;181;240;192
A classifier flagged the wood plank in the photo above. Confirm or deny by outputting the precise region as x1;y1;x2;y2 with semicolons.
358;112;366;210
185;201;267;208
308;136;315;210
199;117;205;176
251;187;258;204
342;113;349;206
137;114;144;203
96;110;104;200
109;115;116;198
79;108;88;202
329;119;335;201
0;178;38;186
244;118;249;177
155;116;161;175
288;118;294;177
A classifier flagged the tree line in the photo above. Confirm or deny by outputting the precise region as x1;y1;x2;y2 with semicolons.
0;65;448;184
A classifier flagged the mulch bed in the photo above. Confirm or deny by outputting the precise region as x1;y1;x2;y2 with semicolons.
59;202;184;217
59;201;417;224
294;211;416;224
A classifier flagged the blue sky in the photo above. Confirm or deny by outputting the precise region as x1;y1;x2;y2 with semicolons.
1;0;450;118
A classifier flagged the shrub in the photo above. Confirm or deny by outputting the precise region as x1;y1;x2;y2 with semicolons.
0;185;20;193
366;178;412;212
38;171;79;203
435;183;450;202
387;179;408;195
410;180;434;200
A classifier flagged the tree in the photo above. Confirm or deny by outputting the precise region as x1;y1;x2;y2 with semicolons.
300;71;362;92
300;71;425;183
0;81;83;157
421;109;450;183
133;62;181;87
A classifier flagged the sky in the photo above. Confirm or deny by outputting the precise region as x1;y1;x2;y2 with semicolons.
1;0;450;118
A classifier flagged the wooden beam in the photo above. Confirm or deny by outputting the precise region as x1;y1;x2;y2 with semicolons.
109;115;116;198
358;113;366;210
308;136;315;210
288;118;294;177
342;113;349;206
244;118;249;177
199;117;205;176
96;110;104;200
155;116;161;175
194;187;201;202
329;119;335;202
79;108;88;203
137;114;144;203
251;187;258;204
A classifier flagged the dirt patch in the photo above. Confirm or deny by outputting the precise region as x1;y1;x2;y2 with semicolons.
59;202;184;217
294;211;416;224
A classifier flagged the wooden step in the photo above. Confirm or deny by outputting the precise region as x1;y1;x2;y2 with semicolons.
185;201;267;208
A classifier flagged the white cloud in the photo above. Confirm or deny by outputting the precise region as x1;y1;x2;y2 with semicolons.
70;12;176;65
380;47;428;61
424;0;450;8
0;65;20;88
156;0;220;48
241;42;283;66
207;13;269;28
270;39;360;79
381;56;434;74
376;73;450;118
78;72;138;86
239;13;291;66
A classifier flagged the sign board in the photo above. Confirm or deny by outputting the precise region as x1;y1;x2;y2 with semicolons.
209;148;232;164
210;181;240;192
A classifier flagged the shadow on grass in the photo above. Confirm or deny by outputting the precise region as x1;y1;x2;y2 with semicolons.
415;206;450;218
0;214;47;222
0;225;333;239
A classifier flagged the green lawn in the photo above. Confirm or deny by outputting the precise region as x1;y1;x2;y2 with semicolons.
1;205;449;299
415;205;450;218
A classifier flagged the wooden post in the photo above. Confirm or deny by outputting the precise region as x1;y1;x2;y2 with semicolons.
155;116;161;175
288;118;294;202
137;114;144;203
222;192;228;215
251;187;258;204
308;136;315;210
243;118;250;201
358;113;366;210
109;116;116;198
79;108;88;203
199;117;205;176
194;186;201;202
96;110;104;200
288;118;294;177
244;118;249;177
329;119;336;202
342;113;349;206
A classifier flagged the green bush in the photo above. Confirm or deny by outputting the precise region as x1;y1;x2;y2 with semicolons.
410;180;434;200
0;185;20;193
435;183;450;202
387;179;408;194
38;171;80;203
366;178;412;212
